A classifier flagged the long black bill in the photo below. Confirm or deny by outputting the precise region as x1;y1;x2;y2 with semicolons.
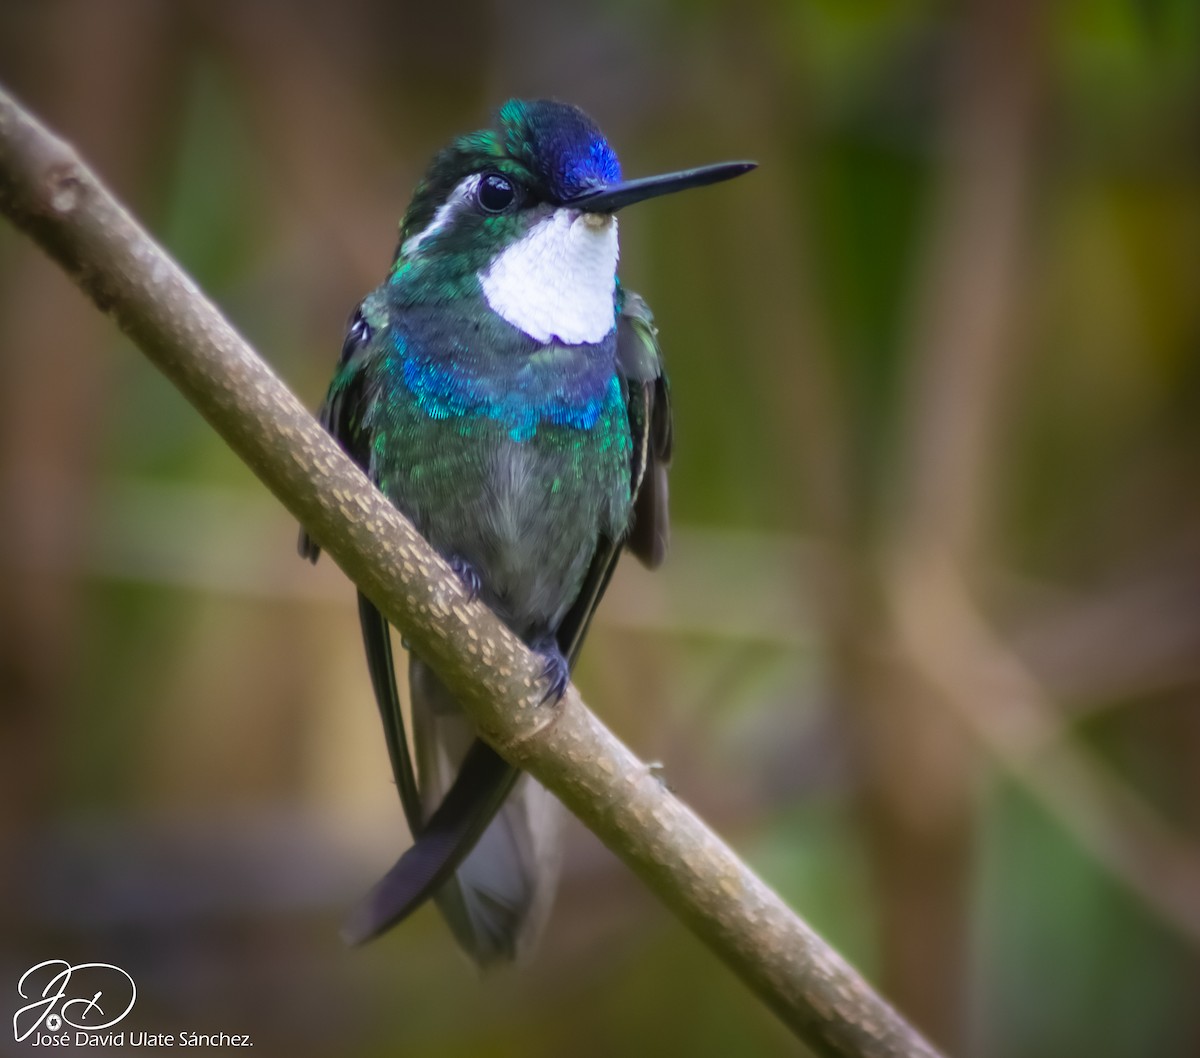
566;160;756;213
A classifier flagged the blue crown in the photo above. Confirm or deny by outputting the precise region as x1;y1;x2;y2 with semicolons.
497;99;622;203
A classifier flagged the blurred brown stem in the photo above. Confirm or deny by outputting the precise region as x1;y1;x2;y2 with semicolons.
0;0;181;937
846;0;1044;1047
0;84;945;1058
888;552;1200;947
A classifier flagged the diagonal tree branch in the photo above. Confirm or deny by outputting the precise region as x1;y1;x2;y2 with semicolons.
0;83;944;1058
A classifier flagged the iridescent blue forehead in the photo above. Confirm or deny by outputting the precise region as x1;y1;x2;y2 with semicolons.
498;98;622;202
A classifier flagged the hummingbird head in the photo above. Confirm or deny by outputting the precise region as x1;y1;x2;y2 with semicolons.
391;99;754;345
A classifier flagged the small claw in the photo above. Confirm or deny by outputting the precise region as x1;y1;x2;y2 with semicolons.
449;555;483;602
531;639;570;705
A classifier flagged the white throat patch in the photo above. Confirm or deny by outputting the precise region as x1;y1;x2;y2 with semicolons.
480;210;619;345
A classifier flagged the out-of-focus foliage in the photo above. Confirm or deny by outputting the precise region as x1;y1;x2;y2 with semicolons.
1;2;1198;1056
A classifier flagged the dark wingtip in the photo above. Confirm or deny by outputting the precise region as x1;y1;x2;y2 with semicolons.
341;742;518;946
340;912;375;948
339;842;445;946
341;895;393;947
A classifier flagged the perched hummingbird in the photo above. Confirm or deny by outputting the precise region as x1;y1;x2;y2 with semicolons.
300;99;753;964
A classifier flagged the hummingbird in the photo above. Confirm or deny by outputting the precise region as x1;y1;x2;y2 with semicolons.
299;99;753;964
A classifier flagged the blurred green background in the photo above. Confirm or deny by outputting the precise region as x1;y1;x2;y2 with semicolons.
2;1;1199;1056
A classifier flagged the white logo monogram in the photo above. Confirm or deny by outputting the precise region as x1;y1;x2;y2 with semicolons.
13;960;136;1043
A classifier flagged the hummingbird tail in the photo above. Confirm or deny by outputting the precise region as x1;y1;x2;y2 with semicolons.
432;769;563;964
341;737;518;947
345;657;562;963
414;659;562;964
413;659;562;963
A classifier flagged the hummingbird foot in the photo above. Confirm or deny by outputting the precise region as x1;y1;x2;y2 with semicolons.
530;638;570;705
448;555;483;602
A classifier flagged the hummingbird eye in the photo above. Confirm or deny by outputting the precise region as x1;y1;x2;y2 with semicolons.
476;173;517;214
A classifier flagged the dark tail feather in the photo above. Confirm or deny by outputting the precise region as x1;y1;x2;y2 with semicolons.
341;740;517;946
346;542;620;957
357;592;422;834
351;598;543;960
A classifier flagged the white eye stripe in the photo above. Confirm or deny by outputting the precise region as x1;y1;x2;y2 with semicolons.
399;174;481;257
